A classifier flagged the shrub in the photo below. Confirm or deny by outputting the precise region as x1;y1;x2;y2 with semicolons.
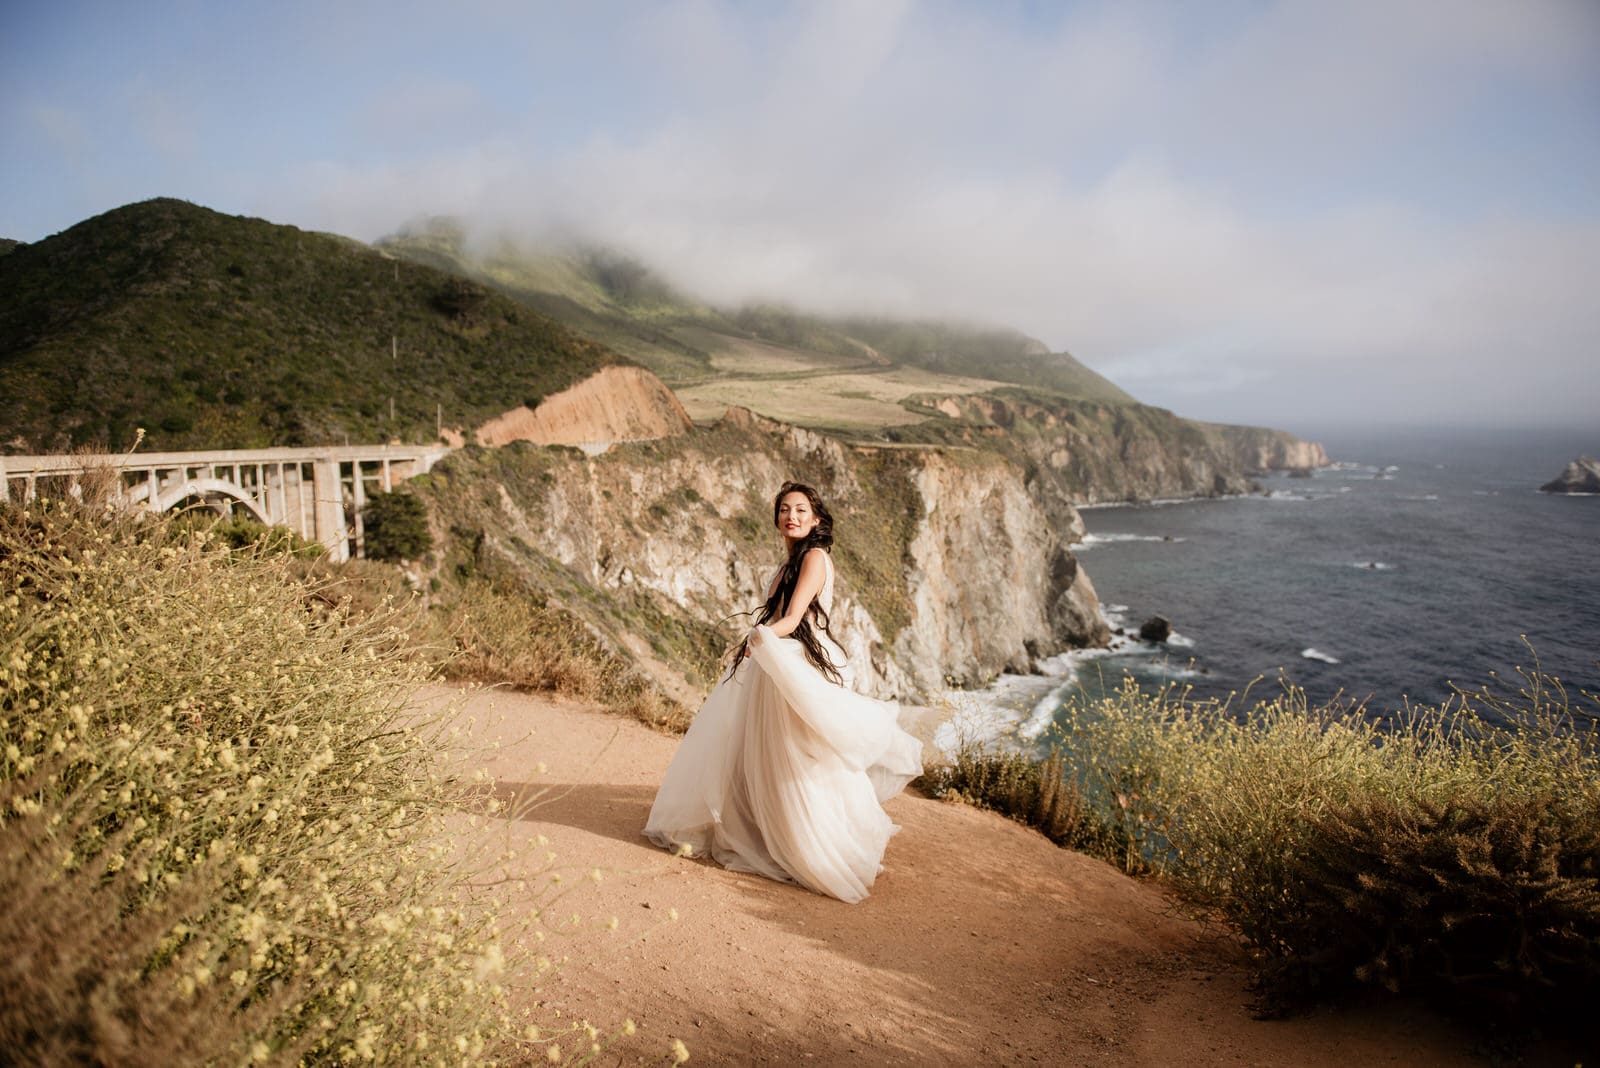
0;501;550;1064
918;735;1113;857
362;492;432;562
1048;677;1600;1023
170;510;322;559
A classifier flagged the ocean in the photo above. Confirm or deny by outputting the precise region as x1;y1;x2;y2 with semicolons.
986;426;1599;738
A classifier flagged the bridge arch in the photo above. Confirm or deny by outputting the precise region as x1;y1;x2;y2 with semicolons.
152;477;271;525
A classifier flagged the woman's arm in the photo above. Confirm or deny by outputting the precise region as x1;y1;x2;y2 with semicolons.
764;548;829;639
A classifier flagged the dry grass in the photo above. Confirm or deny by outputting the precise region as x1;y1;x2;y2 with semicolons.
438;580;691;735
917;727;1116;858
674;366;1003;430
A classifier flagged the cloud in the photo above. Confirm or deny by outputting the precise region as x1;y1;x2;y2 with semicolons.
25;101;90;165
249;0;1598;427
122;76;198;160
351;77;497;152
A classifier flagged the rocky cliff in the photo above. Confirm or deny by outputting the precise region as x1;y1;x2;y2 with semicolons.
413;407;1106;704
903;390;1327;524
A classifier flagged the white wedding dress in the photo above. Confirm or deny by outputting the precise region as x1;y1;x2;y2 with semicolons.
644;552;924;903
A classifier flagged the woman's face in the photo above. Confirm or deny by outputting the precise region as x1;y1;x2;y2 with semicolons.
776;491;819;542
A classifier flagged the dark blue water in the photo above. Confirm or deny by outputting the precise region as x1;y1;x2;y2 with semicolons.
1040;426;1598;728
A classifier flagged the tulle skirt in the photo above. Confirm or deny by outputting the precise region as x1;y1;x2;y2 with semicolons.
643;624;924;903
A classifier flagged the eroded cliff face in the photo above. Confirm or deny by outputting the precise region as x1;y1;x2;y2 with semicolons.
474;366;692;447
417;408;1104;703
897;452;1105;685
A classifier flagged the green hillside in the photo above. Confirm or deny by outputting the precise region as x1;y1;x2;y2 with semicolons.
0;199;622;452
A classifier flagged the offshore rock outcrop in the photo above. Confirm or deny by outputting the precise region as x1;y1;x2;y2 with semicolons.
415;408;1106;703
1540;456;1600;494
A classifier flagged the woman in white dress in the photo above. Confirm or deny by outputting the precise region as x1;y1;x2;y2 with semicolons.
643;482;923;903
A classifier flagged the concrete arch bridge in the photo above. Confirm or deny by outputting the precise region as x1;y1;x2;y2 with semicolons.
0;444;450;562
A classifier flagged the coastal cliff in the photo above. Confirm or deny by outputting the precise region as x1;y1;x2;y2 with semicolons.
904;390;1328;520
413;407;1106;703
407;366;1326;706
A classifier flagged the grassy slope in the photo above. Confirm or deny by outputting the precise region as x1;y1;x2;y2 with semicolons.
0;199;622;452
730;307;1138;407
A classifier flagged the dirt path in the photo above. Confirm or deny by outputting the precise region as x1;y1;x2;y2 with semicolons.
426;684;1498;1067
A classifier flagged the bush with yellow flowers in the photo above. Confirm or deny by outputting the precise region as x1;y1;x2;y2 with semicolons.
930;673;1600;1028
0;499;559;1064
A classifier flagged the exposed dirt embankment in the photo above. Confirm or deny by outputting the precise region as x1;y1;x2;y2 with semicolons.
475;366;693;447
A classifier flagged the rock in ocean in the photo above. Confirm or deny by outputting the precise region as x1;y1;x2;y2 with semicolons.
1540;456;1600;494
1139;616;1173;643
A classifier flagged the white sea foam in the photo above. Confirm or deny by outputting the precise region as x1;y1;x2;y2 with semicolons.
1301;647;1341;664
936;602;1208;748
1019;690;1063;741
1075;532;1184;550
1397;494;1439;502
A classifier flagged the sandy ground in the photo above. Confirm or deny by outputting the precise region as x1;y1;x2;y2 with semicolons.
422;684;1566;1068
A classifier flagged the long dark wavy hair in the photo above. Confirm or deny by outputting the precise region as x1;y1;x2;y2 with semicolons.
727;481;844;685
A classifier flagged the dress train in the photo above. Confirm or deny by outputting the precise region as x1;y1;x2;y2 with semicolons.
643;622;923;904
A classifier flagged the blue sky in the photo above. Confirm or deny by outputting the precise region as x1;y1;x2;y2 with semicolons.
3;1;1597;430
